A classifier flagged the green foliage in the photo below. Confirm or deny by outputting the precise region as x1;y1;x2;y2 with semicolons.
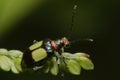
42;52;94;75
0;48;23;74
0;48;94;75
50;57;59;76
65;59;81;75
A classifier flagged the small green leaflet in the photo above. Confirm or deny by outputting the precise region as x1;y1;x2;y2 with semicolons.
65;59;81;75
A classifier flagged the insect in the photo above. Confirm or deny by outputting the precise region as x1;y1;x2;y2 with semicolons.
21;5;93;71
21;37;69;70
21;5;78;70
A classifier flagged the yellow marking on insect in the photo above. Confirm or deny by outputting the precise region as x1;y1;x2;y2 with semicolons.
32;48;47;62
29;41;43;50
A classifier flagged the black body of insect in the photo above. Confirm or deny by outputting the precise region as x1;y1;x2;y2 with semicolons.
21;37;69;69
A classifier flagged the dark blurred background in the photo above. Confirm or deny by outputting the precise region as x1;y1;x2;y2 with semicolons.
0;0;120;80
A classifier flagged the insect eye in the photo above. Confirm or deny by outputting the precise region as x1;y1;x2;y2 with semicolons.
65;43;70;48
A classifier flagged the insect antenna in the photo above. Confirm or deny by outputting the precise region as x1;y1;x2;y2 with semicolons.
66;5;94;44
70;38;94;44
67;5;77;39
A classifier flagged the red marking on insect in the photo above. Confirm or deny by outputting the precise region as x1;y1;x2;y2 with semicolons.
51;40;58;51
61;37;69;46
51;37;69;51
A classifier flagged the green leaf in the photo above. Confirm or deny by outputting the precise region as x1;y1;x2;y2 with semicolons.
74;52;90;58
50;57;59;76
0;56;11;71
65;59;81;75
32;48;47;62
0;48;8;55
73;53;94;70
62;52;76;59
0;49;22;73
13;58;22;72
78;57;94;70
29;41;43;50
59;57;67;71
8;50;23;59
9;59;19;74
43;61;51;73
0;48;8;53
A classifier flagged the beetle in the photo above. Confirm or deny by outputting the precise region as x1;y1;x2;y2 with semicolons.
21;5;94;76
21;5;77;70
21;37;69;70
21;5;91;71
